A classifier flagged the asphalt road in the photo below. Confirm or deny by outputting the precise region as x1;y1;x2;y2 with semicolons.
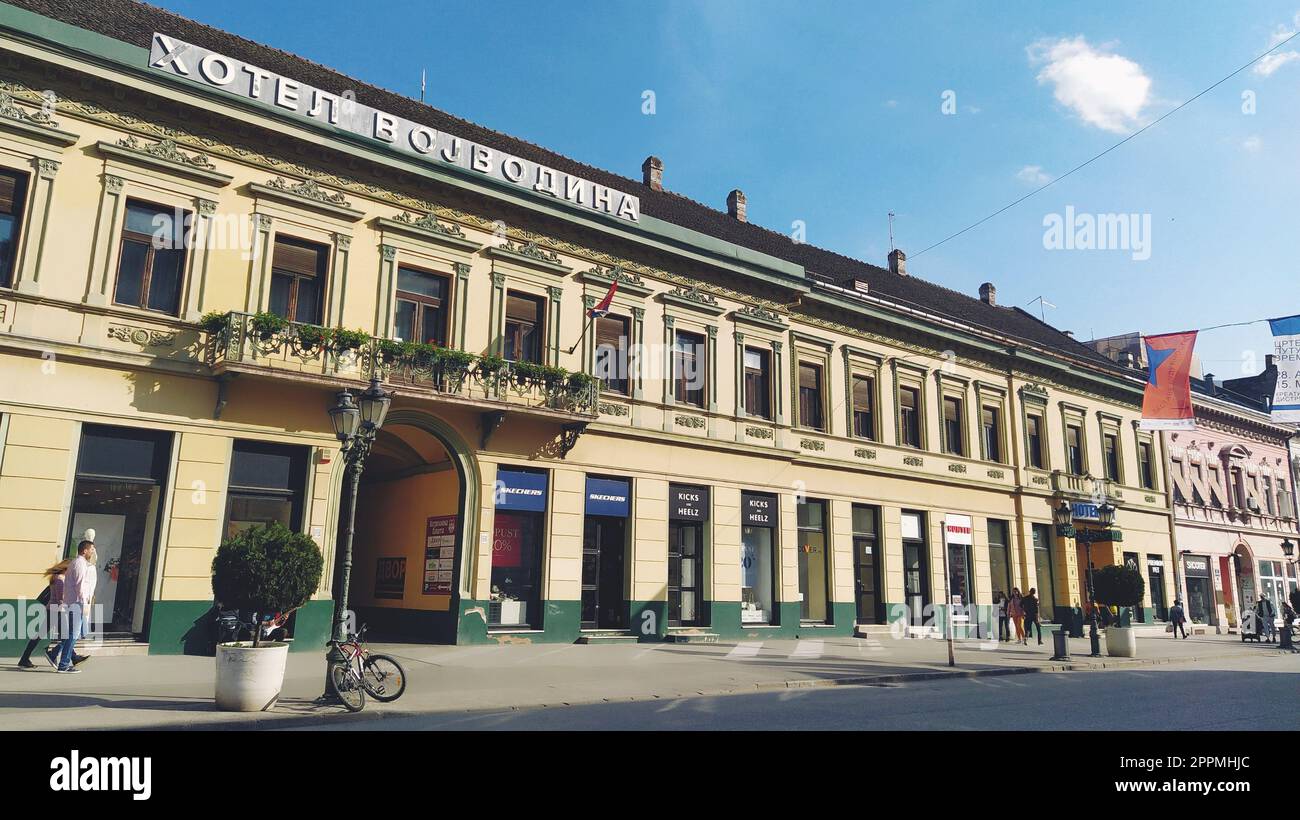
291;654;1299;731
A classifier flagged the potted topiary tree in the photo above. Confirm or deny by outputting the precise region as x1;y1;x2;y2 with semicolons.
211;521;323;711
1093;563;1145;658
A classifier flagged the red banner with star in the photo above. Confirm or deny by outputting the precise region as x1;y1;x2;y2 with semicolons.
1139;330;1197;430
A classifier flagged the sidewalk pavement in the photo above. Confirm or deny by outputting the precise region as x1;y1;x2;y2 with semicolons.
1;631;1291;730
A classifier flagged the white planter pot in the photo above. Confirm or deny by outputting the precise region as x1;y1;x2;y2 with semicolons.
215;641;290;711
1105;626;1137;658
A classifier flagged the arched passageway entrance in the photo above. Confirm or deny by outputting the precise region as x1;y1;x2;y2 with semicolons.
345;409;479;643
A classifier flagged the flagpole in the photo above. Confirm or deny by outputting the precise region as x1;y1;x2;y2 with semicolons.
566;313;597;357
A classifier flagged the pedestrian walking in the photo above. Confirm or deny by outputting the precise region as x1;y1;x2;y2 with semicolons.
995;592;1010;642
1256;595;1277;643
1022;588;1043;645
1169;598;1188;639
16;559;72;668
1008;588;1025;644
56;539;97;673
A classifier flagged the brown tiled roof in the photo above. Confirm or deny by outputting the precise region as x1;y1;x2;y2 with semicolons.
5;0;1120;369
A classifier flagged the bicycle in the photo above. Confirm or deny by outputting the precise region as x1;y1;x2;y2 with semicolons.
326;624;407;712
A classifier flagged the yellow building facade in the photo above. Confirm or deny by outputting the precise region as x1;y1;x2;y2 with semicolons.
0;0;1177;653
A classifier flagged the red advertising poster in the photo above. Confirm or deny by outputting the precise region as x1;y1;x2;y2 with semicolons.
423;515;457;595
492;512;524;568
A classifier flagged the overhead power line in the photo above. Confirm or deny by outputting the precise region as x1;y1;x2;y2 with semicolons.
911;29;1300;259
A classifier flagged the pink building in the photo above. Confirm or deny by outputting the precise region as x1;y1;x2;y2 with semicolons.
1163;369;1298;630
1087;337;1299;631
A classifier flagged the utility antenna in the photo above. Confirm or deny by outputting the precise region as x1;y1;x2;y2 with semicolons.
420;69;426;103
888;211;896;252
1027;295;1057;322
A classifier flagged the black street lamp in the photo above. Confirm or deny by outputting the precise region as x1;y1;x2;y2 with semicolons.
1282;539;1296;650
1080;501;1117;657
324;377;392;695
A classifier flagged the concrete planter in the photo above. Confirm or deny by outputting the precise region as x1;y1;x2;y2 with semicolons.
1105;626;1137;658
215;641;289;711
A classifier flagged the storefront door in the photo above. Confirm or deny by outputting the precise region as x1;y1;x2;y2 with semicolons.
581;476;629;630
852;504;882;624
68;425;173;637
668;484;708;627
901;511;929;626
1146;555;1167;621
1032;524;1056;622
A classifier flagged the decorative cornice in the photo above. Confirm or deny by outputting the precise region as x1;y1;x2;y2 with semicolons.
485;239;571;274
265;175;350;205
0;91;58;127
247;176;363;221
0;90;78;147
662;284;725;316
392;210;467;239
117;135;215;169
733;303;788;330
579;263;652;298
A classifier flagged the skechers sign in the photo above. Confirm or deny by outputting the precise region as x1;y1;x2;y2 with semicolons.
495;469;547;512
147;33;641;223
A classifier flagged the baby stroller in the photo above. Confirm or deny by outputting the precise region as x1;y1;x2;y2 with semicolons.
1240;607;1263;642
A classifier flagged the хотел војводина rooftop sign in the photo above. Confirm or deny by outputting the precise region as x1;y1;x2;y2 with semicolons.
147;32;641;223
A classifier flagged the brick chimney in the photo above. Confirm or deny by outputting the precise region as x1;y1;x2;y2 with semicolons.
1204;373;1216;394
888;248;907;276
979;282;996;305
726;189;747;222
642;155;663;192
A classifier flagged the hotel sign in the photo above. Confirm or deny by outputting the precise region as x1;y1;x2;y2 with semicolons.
147;33;641;223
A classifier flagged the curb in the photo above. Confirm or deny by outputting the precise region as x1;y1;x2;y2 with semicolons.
109;652;1214;731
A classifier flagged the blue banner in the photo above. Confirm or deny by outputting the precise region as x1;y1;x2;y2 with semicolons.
1269;314;1300;421
496;469;548;512
585;477;630;517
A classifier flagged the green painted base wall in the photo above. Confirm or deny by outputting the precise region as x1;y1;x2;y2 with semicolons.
629;600;667;640
148;598;334;655
455;599;583;645
0;597;49;659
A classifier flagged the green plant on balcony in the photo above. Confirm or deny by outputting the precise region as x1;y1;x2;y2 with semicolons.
511;361;568;389
434;347;475;370
330;328;370;353
250;311;288;341
295;323;330;351
199;310;230;335
476;354;508;385
376;338;408;365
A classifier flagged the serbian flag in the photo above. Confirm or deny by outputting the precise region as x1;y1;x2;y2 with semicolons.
1269;314;1300;422
586;281;617;319
1139;330;1197;430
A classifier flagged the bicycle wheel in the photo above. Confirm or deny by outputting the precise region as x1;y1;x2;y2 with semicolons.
361;654;407;702
328;661;366;712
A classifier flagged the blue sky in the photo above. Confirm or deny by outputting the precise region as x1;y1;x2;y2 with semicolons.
152;0;1300;378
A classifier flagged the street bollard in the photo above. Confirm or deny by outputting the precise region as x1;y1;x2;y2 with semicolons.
1050;627;1070;661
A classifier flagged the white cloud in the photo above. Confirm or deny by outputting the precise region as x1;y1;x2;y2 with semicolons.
1243;135;1262;151
1254;50;1300;76
1028;36;1152;133
884;99;898;108
1254;14;1300;76
1016;164;1053;184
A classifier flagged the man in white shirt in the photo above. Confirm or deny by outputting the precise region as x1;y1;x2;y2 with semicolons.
57;539;97;673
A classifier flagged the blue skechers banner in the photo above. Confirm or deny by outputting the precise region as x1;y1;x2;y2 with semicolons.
1269;315;1300;422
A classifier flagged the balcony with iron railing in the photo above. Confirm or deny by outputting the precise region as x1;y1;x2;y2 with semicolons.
1051;470;1121;502
201;311;599;419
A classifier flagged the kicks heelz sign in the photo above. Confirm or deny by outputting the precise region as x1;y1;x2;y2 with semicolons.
147;33;641;223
